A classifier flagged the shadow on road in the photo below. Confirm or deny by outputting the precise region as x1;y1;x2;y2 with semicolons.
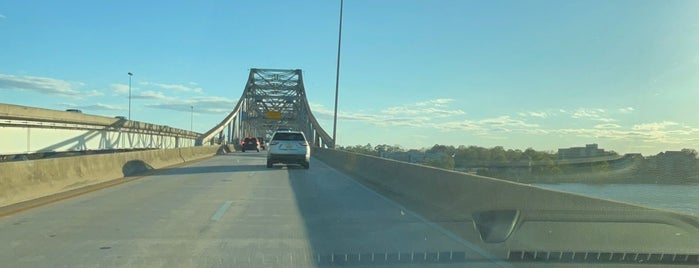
122;160;154;177
154;164;267;176
284;160;485;267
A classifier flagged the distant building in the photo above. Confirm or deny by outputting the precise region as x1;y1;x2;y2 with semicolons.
558;144;607;159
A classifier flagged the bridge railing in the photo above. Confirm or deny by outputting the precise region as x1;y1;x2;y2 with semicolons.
0;103;199;155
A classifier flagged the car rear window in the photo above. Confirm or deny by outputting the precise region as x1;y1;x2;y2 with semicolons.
273;133;305;141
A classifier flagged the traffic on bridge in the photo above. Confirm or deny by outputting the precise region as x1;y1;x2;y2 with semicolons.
2;68;697;268
2;1;699;267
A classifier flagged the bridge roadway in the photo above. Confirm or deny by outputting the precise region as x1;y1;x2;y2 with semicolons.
0;152;505;268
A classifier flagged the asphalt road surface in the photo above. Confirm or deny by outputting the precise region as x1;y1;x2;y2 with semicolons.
0;152;505;268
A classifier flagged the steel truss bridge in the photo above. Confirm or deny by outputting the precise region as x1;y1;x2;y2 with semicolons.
199;68;333;148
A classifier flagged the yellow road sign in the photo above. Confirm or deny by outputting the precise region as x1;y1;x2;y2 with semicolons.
266;111;281;119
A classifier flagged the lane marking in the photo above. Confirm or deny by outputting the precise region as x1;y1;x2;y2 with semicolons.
314;160;512;268
210;200;234;221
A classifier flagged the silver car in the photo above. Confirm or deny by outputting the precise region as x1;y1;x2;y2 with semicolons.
266;131;310;169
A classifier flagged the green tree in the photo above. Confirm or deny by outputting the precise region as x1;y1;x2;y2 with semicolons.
339;143;376;156
426;144;456;156
591;161;609;173
491;146;507;163
374;144;404;155
424;155;455;170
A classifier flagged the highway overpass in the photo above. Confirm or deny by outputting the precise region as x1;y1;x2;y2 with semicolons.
1;69;697;267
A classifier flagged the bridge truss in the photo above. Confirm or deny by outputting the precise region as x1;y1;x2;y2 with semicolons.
199;69;334;148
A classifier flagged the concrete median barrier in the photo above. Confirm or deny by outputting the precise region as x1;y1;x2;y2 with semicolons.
312;148;699;257
0;146;222;209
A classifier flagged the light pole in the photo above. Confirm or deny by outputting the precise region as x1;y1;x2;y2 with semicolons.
128;72;133;120
190;106;194;132
332;0;344;148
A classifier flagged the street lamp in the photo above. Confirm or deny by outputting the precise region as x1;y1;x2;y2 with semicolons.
190;106;194;132
332;0;344;148
128;72;133;120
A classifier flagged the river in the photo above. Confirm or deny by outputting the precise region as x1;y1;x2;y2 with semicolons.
533;183;699;215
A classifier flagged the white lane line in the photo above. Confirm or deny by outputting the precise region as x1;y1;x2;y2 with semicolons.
210;200;234;221
314;160;512;268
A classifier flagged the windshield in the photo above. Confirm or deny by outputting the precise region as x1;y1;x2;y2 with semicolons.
273;133;306;141
1;0;698;267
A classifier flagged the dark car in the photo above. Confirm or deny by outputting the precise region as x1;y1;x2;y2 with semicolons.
240;137;259;152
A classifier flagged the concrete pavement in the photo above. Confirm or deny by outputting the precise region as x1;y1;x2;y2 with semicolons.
0;152;504;268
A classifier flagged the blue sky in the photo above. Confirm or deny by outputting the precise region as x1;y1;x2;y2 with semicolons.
1;0;698;155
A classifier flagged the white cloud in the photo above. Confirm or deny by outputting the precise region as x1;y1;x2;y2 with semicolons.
132;90;169;100
415;98;454;107
552;121;699;145
310;101;539;135
433;120;484;132
111;83;130;94
619;107;635;114
594;123;621;129
141;81;203;93
0;74;83;96
572;108;604;118
144;103;194;113
571;108;615;122
309;101;699;148
632;121;679;131
85;90;104;97
145;96;237;114
479;116;539;128
382;99;465;117
518;111;549;118
309;102;384;122
63;102;125;111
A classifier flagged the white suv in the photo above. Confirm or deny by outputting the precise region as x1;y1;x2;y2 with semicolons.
266;130;310;169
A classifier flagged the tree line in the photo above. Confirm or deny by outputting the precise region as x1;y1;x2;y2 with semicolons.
337;144;699;183
337;143;568;169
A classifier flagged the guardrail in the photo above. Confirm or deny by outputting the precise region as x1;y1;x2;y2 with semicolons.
312;148;699;260
0;103;200;155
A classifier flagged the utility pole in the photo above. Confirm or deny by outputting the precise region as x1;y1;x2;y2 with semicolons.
332;0;344;148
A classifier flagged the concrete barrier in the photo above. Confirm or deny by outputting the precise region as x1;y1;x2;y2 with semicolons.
0;146;222;208
312;148;699;258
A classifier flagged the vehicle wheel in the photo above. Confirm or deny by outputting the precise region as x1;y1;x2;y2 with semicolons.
266;160;273;168
303;161;310;169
